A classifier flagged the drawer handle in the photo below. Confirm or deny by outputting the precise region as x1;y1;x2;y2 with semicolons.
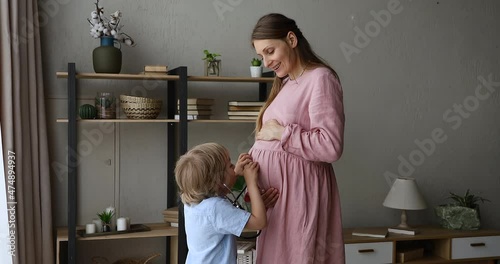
358;249;375;253
470;243;486;247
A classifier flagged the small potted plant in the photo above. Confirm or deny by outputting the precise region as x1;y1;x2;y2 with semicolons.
202;49;221;76
97;209;115;232
250;58;262;77
434;189;490;230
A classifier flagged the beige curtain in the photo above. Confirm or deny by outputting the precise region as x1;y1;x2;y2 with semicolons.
0;0;54;263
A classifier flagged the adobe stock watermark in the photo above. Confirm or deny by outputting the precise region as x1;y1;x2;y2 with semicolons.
383;74;500;186
213;0;243;21
10;0;72;55
339;0;408;63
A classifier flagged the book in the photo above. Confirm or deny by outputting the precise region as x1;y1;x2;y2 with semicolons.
144;65;168;72
174;114;211;120
228;101;265;107
178;98;214;106
177;105;213;110
227;111;259;116
140;71;169;76
184;110;212;115
228;106;262;111
351;228;388;238
228;116;257;120
236;241;255;254
388;227;418;235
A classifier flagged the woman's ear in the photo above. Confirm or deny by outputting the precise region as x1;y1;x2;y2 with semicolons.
287;31;298;48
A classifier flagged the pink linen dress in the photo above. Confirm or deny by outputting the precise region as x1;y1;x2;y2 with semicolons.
250;67;345;264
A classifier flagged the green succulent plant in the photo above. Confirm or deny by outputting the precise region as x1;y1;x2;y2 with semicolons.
202;49;220;62
251;58;262;67
97;210;115;224
447;189;490;209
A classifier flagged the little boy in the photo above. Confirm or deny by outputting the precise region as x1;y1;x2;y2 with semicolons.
175;142;267;264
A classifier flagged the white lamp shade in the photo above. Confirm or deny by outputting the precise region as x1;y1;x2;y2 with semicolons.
383;177;427;210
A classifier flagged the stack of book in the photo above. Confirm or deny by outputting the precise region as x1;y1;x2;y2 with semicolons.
388;227;418;235
227;101;264;120
143;65;168;75
176;98;214;120
162;207;178;227
351;227;388;238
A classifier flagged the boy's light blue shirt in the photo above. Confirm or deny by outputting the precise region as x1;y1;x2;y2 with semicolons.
184;196;251;264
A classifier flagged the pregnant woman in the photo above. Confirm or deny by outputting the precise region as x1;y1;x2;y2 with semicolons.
249;13;346;264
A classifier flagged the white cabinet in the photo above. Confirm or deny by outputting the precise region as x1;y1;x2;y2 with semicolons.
345;242;393;264
344;226;500;264
451;235;500;259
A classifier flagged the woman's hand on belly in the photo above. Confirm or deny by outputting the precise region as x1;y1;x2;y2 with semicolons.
244;187;279;209
256;119;285;141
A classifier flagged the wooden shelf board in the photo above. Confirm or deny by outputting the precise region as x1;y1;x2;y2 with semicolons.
56;72;273;82
56;72;179;80
56;223;178;242
187;76;273;83
189;119;256;123
56;118;179;123
56;119;257;123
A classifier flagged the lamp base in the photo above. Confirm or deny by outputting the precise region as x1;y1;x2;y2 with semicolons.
397;209;413;229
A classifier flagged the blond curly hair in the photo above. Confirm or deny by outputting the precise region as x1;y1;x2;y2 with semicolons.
174;143;228;205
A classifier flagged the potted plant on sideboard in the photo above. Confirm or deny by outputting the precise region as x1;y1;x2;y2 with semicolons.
435;189;490;230
250;58;262;77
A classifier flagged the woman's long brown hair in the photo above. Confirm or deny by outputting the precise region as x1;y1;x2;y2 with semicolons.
251;13;340;132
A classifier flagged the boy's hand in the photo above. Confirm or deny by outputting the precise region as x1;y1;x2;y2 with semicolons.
243;161;259;185
235;153;252;176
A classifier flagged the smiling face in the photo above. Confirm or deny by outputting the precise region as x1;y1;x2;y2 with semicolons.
253;36;300;78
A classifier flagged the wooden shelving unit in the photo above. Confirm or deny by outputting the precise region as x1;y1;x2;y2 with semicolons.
56;64;188;264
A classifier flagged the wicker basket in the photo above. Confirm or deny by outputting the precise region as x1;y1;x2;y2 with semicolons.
120;95;161;104
121;102;162;119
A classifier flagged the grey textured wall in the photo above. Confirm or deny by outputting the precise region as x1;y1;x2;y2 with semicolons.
41;0;500;261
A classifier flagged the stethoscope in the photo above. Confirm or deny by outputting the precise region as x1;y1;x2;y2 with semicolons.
223;183;262;239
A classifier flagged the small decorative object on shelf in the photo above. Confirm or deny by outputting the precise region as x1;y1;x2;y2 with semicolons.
202;49;221;76
250;58;262;77
435;189;490;230
79;104;97;119
120;95;162;119
95;92;116;119
97;208;115;232
87;0;136;73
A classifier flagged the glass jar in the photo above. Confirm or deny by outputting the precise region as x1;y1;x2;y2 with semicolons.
95;92;116;119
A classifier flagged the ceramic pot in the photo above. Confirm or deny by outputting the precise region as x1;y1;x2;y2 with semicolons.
93;37;122;74
250;66;262;77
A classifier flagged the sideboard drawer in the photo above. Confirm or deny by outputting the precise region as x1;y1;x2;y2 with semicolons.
345;242;393;264
451;236;500;259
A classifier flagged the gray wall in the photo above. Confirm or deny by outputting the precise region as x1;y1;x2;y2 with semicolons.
41;0;500;261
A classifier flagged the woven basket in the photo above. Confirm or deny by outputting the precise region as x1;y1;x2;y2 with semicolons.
120;95;161;104
121;102;162;119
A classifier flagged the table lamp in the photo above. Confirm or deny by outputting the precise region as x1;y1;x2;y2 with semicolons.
383;177;427;228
